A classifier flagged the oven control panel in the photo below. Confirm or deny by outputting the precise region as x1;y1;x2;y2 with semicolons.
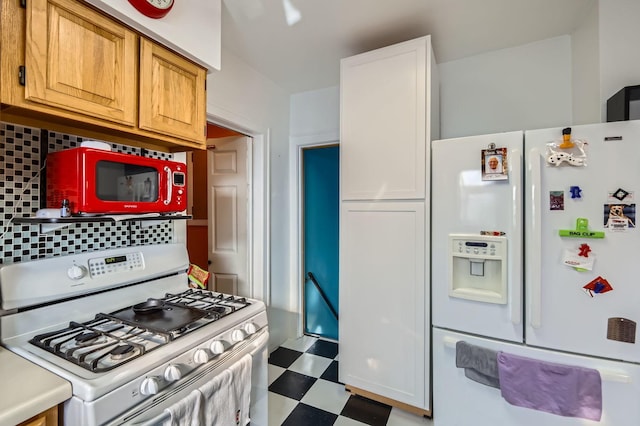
140;310;266;394
88;252;144;277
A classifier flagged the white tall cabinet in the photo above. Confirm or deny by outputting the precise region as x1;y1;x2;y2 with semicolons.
339;35;438;414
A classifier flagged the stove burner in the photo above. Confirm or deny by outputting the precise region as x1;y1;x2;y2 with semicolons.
110;344;136;360
28;288;252;373
74;331;100;346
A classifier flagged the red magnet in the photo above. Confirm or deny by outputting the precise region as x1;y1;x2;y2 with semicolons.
578;243;591;257
583;276;613;297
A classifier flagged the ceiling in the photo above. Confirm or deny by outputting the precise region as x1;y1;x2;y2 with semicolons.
221;0;596;94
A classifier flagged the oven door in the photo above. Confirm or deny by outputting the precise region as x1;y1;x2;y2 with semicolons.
103;329;268;426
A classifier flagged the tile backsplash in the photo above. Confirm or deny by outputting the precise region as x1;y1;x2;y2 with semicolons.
0;122;175;264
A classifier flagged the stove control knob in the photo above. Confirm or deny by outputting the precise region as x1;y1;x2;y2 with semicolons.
232;329;247;342
164;364;183;382
67;265;87;280
244;322;257;335
194;348;211;364
210;340;225;355
140;376;161;396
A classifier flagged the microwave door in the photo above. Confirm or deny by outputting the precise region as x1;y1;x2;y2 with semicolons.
132;172;158;202
116;175;134;201
98;162;159;203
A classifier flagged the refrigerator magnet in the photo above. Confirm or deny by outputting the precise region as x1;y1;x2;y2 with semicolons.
545;132;588;167
550;191;564;210
604;204;636;231
562;247;595;271
609;188;633;203
569;186;582;199
558;218;605;238
481;145;508;181
607;317;635;344
583;276;613;298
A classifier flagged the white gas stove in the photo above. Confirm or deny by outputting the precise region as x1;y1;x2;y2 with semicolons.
0;244;268;425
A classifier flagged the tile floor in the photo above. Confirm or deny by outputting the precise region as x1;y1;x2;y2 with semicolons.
268;335;433;426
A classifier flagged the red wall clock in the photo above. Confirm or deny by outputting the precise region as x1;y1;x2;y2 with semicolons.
128;0;174;19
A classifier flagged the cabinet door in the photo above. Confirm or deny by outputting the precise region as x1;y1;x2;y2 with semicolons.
18;405;58;426
341;36;433;201
139;39;206;144
339;201;428;410
25;0;137;125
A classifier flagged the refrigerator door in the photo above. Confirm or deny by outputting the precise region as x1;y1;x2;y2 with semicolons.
433;328;640;426
525;120;640;363
432;132;524;342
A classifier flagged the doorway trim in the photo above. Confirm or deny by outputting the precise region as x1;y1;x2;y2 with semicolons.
207;113;271;305
289;131;339;337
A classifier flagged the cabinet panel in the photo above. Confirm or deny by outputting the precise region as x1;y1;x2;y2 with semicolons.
339;201;428;409
25;0;137;125
18;405;58;426
139;39;206;143
341;36;435;201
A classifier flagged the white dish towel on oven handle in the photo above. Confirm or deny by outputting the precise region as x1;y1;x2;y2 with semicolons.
200;353;253;426
163;389;203;426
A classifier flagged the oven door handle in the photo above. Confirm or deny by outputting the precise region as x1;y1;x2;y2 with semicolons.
130;330;269;426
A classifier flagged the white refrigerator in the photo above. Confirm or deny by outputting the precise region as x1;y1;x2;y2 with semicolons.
431;121;640;425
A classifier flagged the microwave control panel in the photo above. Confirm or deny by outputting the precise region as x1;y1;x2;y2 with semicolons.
88;252;144;277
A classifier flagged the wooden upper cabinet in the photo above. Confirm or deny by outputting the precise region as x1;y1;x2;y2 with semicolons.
139;39;206;143
25;0;137;126
0;0;207;150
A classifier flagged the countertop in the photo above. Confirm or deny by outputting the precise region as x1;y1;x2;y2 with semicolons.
0;347;71;426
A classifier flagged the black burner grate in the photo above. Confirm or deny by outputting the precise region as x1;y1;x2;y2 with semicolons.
28;289;251;373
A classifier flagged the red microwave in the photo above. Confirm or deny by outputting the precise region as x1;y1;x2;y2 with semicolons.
46;147;187;215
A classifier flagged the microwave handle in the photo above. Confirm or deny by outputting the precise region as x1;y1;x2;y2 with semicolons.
164;166;172;205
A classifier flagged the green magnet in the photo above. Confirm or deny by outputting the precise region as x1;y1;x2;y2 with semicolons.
558;218;605;238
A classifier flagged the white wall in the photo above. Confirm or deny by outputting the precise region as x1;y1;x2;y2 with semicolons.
85;0;220;70
288;87;340;338
206;48;292;349
290;37;575;140
571;2;600;125
290;87;340;140
438;36;573;138
598;0;640;121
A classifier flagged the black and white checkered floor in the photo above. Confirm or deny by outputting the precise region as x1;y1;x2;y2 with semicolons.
268;335;433;425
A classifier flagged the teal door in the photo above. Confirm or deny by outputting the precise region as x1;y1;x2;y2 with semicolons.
303;145;339;340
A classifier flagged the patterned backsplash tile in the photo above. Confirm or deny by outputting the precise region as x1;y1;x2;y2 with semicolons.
0;122;175;264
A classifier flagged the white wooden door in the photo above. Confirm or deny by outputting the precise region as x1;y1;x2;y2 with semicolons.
340;36;435;201
207;136;249;295
339;201;428;410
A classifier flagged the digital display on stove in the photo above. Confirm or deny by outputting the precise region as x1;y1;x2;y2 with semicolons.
104;255;127;265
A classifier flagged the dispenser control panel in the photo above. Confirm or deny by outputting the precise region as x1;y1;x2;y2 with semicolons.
452;237;505;258
449;234;508;304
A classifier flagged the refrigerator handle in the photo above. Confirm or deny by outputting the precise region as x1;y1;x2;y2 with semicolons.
510;149;523;325
441;336;632;383
528;147;542;328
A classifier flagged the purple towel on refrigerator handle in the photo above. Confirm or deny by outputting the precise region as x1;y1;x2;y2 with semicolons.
497;351;602;421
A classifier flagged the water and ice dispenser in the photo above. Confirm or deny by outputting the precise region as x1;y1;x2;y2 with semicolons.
449;234;507;304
